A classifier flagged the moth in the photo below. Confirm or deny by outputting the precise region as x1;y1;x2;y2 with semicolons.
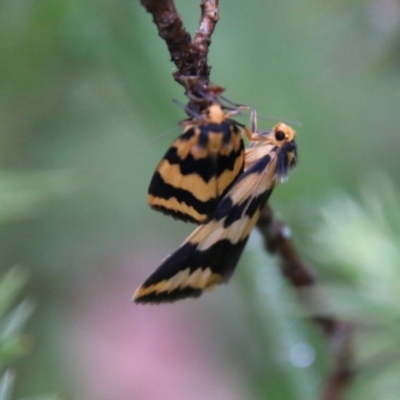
134;123;297;304
147;103;252;224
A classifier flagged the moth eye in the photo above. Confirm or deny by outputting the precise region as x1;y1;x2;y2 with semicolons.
275;130;285;141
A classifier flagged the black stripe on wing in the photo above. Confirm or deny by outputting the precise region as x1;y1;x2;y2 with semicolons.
133;238;249;304
148;122;245;224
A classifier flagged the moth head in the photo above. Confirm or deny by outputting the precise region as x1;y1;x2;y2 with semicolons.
272;123;296;143
271;122;298;182
251;122;296;145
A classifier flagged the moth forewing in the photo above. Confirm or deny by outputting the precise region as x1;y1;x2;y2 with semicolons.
133;182;269;304
147;103;248;224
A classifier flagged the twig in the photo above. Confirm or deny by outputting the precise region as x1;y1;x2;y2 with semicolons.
140;0;192;73
257;205;315;287
257;205;354;400
140;0;221;112
192;0;219;80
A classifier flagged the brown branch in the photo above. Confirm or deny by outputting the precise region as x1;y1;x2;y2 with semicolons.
192;0;219;80
140;0;221;112
257;205;354;400
140;0;192;73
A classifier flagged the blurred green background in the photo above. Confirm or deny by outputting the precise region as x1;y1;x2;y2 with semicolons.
1;0;400;399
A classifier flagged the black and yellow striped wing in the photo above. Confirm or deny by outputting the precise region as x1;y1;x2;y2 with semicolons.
148;104;247;224
134;123;297;304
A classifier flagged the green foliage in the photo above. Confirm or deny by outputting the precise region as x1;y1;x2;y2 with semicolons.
232;247;324;400
312;176;400;400
0;371;62;400
0;268;30;400
0;171;72;225
0;268;31;372
0;371;16;400
0;269;60;400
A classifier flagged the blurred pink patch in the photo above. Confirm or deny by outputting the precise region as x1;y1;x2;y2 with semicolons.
65;254;248;400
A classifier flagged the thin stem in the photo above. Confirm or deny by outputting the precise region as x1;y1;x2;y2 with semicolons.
140;0;192;73
192;0;219;79
257;205;354;400
140;0;222;112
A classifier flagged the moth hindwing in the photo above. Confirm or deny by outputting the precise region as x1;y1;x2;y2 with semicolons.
134;123;298;304
147;103;251;224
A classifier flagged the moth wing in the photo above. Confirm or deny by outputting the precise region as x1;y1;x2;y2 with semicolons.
132;220;250;304
215;125;245;198
134;154;275;304
148;125;245;224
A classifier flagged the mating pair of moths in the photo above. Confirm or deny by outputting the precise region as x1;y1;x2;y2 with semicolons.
134;102;298;304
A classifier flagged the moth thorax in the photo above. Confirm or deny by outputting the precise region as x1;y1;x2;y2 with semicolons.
208;132;224;153
206;104;226;124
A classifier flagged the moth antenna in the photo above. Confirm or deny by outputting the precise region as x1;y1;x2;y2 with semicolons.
133;125;181;155
187;90;219;105
219;95;251;111
257;114;302;127
172;98;201;120
218;96;257;133
196;89;221;104
171;98;186;109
